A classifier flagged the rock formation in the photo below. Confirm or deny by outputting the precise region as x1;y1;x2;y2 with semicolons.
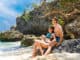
16;0;80;39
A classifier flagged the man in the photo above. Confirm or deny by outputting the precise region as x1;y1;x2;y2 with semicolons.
52;17;63;46
44;17;64;55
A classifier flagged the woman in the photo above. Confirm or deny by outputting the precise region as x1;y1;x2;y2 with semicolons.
32;26;56;57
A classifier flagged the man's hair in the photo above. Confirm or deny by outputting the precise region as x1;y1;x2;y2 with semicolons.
52;17;58;22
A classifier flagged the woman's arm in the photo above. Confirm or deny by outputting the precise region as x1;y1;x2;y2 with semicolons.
51;34;56;41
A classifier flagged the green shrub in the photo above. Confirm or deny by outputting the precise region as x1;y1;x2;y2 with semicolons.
32;3;39;8
21;12;32;22
58;18;64;26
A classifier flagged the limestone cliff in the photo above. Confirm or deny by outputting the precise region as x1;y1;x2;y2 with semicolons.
16;0;80;39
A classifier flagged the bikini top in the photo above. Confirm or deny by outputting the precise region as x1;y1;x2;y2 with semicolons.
46;33;51;39
46;33;54;41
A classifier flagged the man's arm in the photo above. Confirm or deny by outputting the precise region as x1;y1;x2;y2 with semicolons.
59;30;63;44
57;26;63;46
51;34;56;41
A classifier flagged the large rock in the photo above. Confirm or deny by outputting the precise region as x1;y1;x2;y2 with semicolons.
16;17;50;35
0;31;23;42
16;0;60;35
65;17;80;39
16;0;80;39
52;39;80;53
21;35;38;47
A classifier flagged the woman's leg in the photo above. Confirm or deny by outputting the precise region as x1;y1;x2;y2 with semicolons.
44;41;57;55
32;41;38;57
44;46;52;55
32;40;46;57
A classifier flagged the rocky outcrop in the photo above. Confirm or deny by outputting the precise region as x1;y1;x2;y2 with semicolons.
16;0;80;39
21;35;37;47
65;16;80;39
16;17;50;35
0;30;36;46
54;39;80;53
0;30;23;42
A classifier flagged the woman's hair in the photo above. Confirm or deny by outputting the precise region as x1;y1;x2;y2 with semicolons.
49;26;54;33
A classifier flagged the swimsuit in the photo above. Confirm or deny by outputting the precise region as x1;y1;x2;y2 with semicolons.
56;36;60;42
43;33;60;53
46;33;60;42
46;33;51;39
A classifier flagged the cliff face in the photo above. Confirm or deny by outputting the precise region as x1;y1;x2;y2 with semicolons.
16;1;52;35
16;0;80;39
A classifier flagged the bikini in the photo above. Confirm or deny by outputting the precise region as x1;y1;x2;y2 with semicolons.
46;33;60;42
43;33;60;53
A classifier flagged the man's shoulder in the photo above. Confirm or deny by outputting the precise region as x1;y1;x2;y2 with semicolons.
57;24;62;29
57;24;63;33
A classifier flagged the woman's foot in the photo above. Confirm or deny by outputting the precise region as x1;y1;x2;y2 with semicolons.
44;46;51;55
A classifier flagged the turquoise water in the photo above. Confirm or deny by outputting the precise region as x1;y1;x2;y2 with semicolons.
0;41;21;51
0;41;32;60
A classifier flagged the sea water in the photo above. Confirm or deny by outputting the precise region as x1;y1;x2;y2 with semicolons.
0;41;32;60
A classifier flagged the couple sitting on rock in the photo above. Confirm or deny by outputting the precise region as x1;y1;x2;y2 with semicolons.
32;17;63;57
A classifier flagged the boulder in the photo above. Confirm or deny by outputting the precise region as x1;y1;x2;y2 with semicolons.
0;31;23;42
53;39;80;53
21;35;37;47
65;16;80;39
